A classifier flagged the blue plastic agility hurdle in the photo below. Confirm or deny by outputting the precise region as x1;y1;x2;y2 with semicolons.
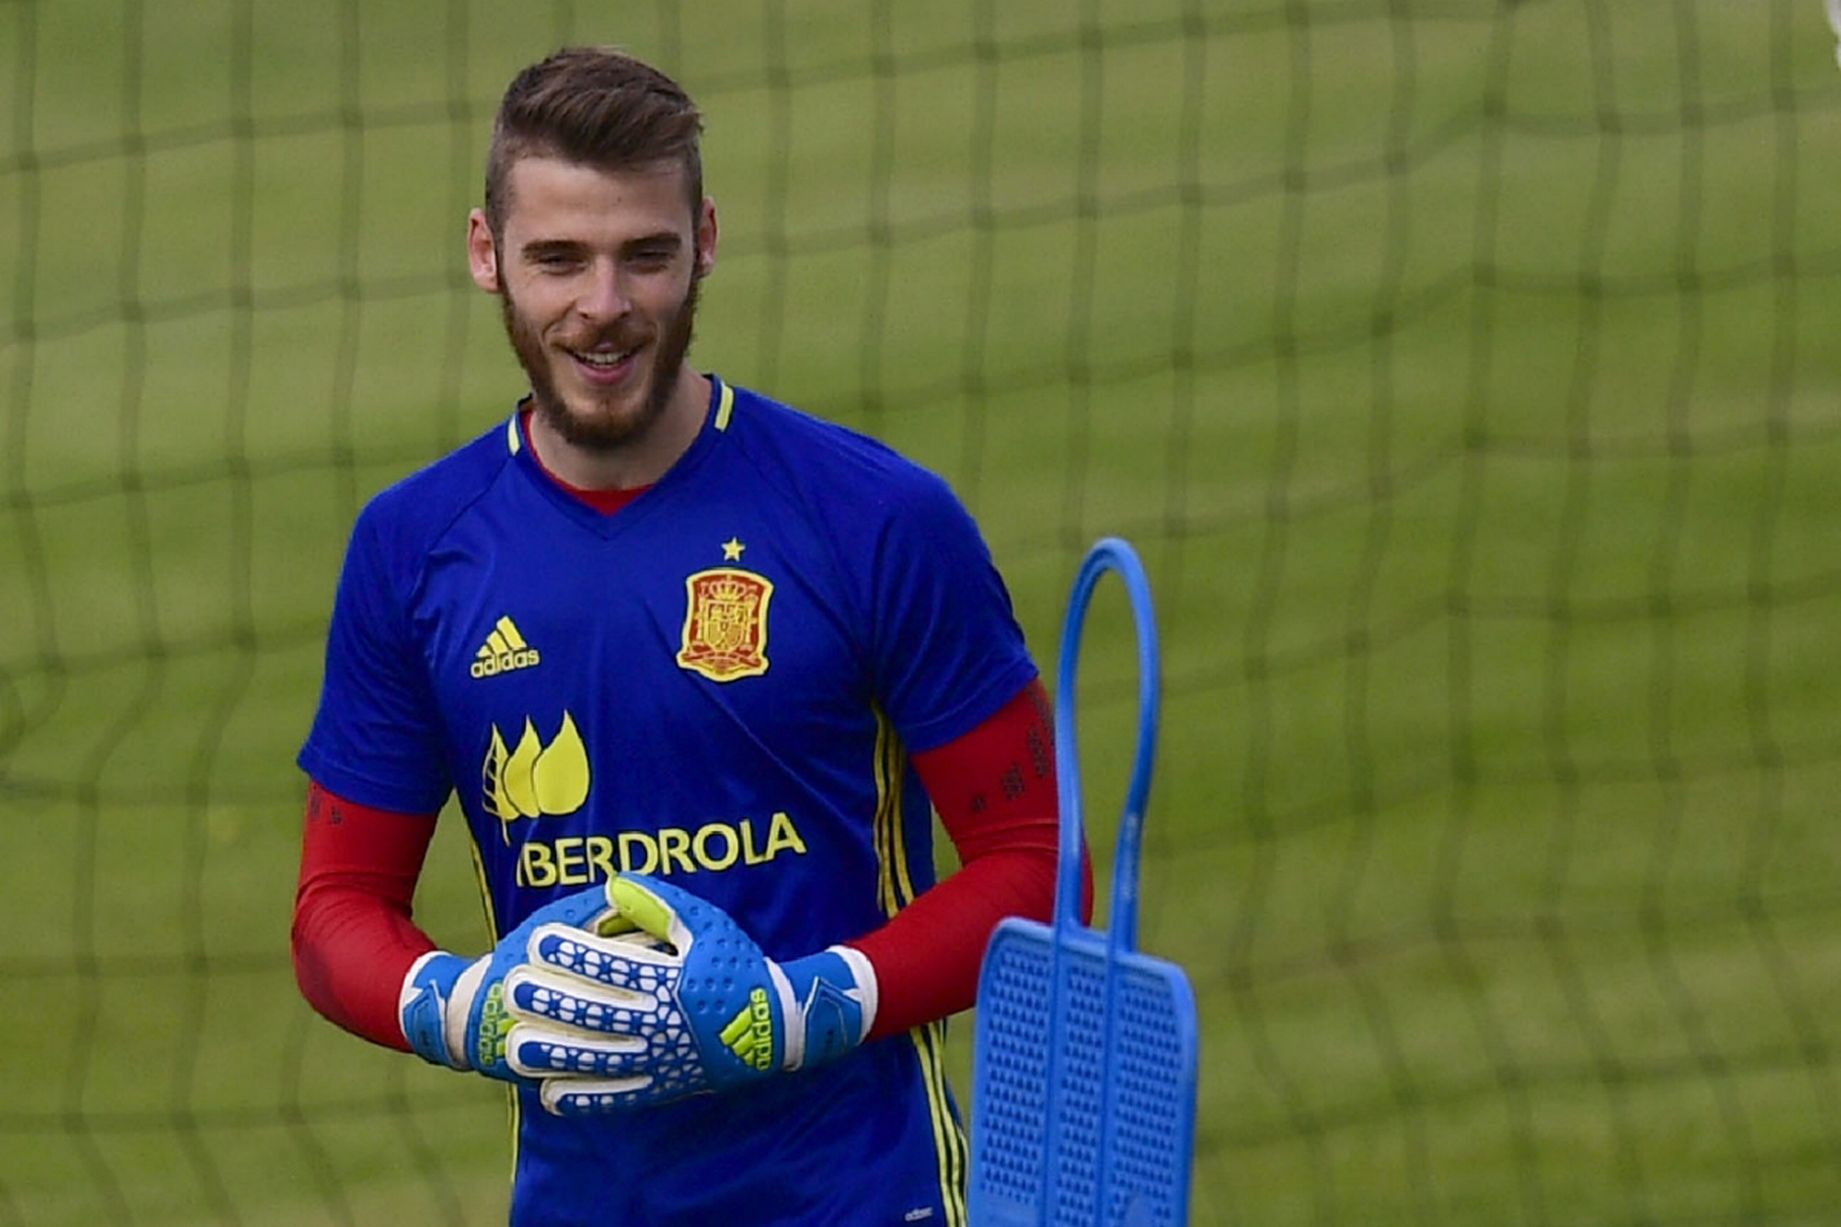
968;537;1199;1227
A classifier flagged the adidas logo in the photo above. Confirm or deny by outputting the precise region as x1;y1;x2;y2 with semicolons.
718;988;776;1072
471;616;541;679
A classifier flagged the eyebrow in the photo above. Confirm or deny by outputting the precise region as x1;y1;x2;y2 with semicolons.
518;233;684;262
622;232;684;255
520;239;585;262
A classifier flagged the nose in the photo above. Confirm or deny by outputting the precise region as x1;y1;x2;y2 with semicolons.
576;261;630;323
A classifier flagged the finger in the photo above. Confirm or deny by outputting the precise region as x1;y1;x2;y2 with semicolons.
539;1072;695;1117
604;874;697;950
505;1021;645;1080
525;923;678;994
504;965;660;1035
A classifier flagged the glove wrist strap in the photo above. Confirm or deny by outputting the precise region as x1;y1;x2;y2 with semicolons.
827;944;878;1042
777;946;878;1072
399;951;480;1071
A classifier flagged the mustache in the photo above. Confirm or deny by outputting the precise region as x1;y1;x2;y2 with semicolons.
555;325;649;352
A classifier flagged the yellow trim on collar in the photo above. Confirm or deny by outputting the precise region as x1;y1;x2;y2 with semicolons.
714;380;736;431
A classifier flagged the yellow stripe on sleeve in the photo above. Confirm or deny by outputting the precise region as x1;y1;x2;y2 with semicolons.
457;811;518;1179
883;723;919;908
871;710;899;918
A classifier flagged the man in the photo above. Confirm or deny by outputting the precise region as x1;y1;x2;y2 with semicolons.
292;47;1077;1227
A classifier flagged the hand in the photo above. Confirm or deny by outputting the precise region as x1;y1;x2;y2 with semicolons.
398;887;617;1082
500;873;877;1114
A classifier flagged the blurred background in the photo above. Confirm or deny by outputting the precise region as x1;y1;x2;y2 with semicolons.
4;1;1841;1223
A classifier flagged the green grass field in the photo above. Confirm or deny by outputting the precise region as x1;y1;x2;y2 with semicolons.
5;1;1841;1223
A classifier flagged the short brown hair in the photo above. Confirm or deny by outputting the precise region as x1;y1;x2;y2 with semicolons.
484;47;703;237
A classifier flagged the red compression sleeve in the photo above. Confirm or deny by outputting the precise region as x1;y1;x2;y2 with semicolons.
850;678;1092;1040
291;781;440;1052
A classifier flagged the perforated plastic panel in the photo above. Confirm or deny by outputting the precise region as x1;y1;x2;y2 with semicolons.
970;922;1197;1227
966;539;1197;1227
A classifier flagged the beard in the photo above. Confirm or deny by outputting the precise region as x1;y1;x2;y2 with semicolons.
500;267;702;454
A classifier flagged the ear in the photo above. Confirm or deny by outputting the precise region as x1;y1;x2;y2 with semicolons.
467;208;501;294
693;197;718;280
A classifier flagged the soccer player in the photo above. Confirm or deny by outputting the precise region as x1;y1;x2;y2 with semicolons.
291;47;1081;1227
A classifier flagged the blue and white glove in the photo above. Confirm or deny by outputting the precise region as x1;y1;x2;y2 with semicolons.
398;888;618;1081
500;873;878;1115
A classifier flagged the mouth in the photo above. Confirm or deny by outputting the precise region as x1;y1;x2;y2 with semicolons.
565;342;641;387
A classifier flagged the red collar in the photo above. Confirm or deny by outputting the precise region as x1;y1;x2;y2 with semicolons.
520;408;654;515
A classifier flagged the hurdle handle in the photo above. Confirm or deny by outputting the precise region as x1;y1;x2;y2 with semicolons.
1053;537;1162;955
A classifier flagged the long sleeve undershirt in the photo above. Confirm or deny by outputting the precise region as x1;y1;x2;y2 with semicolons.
290;678;1087;1050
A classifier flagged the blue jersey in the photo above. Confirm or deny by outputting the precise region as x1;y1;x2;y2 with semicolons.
299;377;1036;1226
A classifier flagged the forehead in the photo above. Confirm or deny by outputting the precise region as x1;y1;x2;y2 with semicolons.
499;155;695;244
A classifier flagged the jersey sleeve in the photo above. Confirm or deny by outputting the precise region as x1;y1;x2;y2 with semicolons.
868;470;1037;751
297;505;453;815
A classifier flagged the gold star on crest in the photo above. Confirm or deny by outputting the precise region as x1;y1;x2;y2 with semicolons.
721;537;746;561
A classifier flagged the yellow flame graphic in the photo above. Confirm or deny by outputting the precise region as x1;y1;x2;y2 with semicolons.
482;711;591;838
503;719;543;818
532;712;589;814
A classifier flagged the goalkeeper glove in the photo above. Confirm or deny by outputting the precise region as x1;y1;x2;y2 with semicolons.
398;888;616;1081
501;873;878;1115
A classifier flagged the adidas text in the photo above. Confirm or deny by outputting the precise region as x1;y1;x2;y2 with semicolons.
471;647;541;678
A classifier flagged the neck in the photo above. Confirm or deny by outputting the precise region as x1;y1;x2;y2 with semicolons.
527;368;711;491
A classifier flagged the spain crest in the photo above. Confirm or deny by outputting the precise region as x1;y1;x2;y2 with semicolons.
677;567;773;681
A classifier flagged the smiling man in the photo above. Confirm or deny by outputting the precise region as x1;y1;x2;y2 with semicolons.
476;147;713;484
290;47;1079;1227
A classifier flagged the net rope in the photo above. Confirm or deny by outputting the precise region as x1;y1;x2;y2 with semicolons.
3;1;1840;1222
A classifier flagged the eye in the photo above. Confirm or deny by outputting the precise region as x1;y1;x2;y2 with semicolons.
629;247;675;271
